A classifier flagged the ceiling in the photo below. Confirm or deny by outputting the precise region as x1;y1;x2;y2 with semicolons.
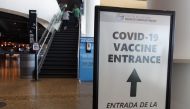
0;11;45;43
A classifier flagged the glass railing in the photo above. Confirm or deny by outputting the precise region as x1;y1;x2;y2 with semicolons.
34;10;63;80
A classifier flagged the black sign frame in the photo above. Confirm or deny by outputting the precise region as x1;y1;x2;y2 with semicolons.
93;6;175;109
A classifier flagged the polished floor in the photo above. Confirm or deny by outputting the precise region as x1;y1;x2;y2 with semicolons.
0;55;93;109
0;54;20;80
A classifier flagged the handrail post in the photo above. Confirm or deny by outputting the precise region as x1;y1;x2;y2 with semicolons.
77;16;81;80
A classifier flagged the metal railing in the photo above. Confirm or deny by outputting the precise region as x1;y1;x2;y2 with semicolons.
77;17;81;80
34;10;63;80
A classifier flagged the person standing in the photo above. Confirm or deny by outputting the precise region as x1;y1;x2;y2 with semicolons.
72;4;80;27
62;8;70;30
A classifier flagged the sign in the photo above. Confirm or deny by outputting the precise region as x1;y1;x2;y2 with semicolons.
93;6;175;109
29;10;37;44
33;43;39;51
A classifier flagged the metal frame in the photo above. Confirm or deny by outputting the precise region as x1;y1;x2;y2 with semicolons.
93;6;175;109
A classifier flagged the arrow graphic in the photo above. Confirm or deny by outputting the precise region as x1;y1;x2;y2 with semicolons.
127;69;141;97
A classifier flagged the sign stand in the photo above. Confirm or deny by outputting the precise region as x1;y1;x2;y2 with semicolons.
93;6;175;109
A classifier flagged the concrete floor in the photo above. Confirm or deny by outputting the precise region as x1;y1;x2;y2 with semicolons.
0;55;93;109
0;79;93;109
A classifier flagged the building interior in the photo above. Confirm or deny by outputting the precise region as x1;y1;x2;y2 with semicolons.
0;0;190;109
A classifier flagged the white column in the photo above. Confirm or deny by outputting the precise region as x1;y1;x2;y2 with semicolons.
81;0;87;35
82;0;100;37
148;0;190;60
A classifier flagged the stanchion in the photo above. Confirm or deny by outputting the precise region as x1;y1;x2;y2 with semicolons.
32;50;38;81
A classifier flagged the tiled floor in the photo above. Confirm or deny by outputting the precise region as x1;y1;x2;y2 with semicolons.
0;55;93;109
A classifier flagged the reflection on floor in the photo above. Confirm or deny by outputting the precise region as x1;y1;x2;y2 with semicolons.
0;79;93;109
0;54;20;80
0;55;93;109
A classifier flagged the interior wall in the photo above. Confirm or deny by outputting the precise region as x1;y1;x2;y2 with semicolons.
172;64;190;109
100;0;147;9
147;1;190;109
81;0;147;36
148;0;190;60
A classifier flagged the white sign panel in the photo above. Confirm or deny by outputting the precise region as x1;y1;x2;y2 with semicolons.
94;6;175;109
33;42;39;51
